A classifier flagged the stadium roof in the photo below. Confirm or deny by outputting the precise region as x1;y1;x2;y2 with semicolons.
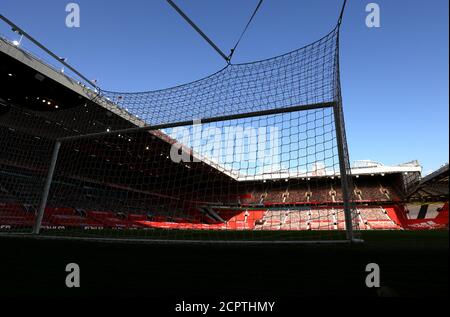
407;164;449;201
0;36;242;188
350;160;421;176
0;36;145;128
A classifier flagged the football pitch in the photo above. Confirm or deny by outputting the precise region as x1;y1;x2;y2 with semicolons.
0;230;448;298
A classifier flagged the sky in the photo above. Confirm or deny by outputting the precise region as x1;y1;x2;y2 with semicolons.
1;0;448;175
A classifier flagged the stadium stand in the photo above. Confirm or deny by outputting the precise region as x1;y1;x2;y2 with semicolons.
251;206;402;231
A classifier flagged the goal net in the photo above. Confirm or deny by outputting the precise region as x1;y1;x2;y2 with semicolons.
0;25;360;242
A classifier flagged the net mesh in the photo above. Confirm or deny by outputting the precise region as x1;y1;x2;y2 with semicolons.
101;28;337;125
0;24;360;242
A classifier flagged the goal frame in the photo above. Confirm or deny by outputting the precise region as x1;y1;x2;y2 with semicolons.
29;100;360;244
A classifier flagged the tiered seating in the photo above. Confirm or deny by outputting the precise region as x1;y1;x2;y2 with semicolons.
247;190;266;204
251;206;403;231
239;178;404;207
358;207;400;230
354;180;393;201
380;183;401;201
281;210;309;230
87;210;142;229
139;208;265;230
360;207;388;220
0;203;35;228
0;175;43;206
255;208;338;231
309;185;330;202
366;221;398;229
1;201;404;231
44;207;104;228
249;185;377;205
239;193;254;205
265;190;285;203
331;186;343;202
284;188;308;203
257;210;285;230
308;209;336;230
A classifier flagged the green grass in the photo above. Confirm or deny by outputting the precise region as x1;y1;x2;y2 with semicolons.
36;227;350;241
0;230;448;298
